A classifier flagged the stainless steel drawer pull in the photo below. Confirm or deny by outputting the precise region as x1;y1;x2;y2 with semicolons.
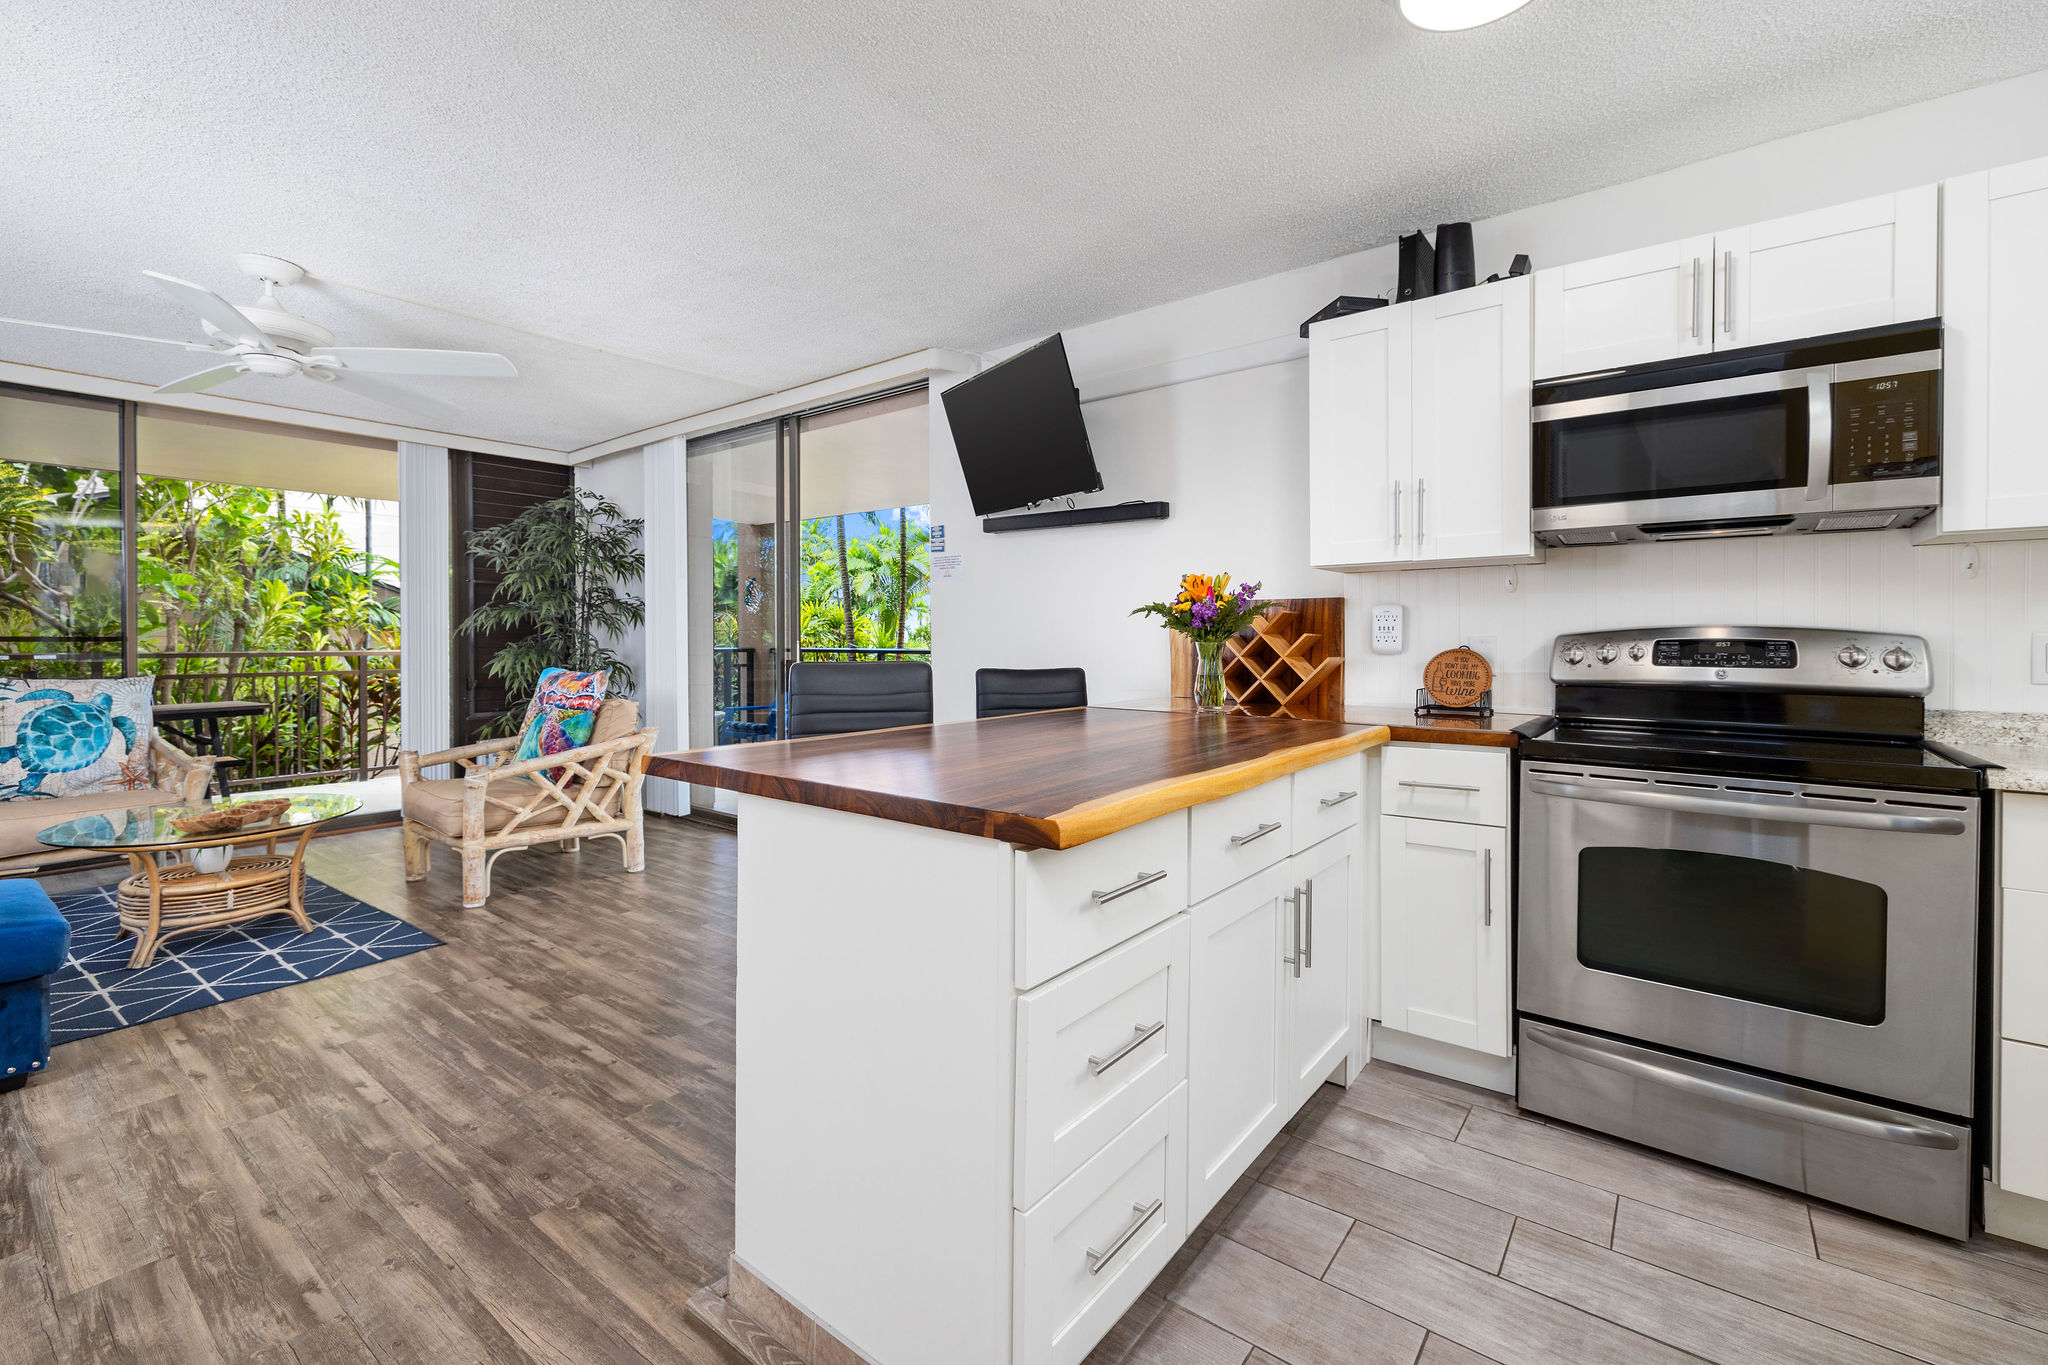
1398;779;1481;793
1482;847;1493;927
1318;790;1359;808
1523;1023;1961;1150
1283;888;1302;977
1230;821;1283;847
1525;777;1967;835
1090;869;1169;904
1087;1199;1164;1275
1302;878;1314;969
1088;1020;1165;1076
1721;249;1734;335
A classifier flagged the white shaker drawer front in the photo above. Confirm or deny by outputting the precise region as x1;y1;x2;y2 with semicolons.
2005;888;2048;1047
2005;793;2048;894
1014;1083;1188;1365
1016;916;1189;1208
2001;1040;2048;1201
1380;744;1507;827
1017;813;1188;990
1189;778;1294;902
1292;752;1367;851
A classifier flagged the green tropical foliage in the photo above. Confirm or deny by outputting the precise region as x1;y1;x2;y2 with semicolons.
795;508;931;652
459;488;645;719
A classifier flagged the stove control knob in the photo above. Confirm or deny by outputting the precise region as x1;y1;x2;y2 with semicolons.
1838;645;1870;669
1561;643;1585;666
1596;642;1618;665
1628;642;1646;662
1882;645;1915;672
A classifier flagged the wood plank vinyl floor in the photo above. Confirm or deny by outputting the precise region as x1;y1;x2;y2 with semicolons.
6;819;2047;1364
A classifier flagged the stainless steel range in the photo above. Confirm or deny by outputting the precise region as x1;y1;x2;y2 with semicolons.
1515;626;1991;1238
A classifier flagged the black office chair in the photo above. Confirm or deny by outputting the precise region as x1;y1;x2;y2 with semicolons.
784;662;934;737
975;667;1088;719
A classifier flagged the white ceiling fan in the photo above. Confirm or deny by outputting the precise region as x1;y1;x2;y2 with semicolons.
4;253;516;420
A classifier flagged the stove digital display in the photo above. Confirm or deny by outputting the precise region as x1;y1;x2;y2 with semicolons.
1652;638;1798;669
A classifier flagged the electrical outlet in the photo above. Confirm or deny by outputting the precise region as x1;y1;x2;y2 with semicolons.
1371;604;1404;655
2034;632;2048;686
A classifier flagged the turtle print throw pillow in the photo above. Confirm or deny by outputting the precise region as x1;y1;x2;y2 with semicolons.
0;676;154;800
514;667;609;782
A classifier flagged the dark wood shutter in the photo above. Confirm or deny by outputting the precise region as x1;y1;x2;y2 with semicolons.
450;451;574;745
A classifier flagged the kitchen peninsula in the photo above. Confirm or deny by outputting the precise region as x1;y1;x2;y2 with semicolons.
649;706;1390;1365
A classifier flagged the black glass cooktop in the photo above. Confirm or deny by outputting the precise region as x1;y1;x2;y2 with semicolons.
1517;718;1994;794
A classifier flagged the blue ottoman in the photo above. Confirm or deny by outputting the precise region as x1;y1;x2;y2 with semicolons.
0;881;69;1092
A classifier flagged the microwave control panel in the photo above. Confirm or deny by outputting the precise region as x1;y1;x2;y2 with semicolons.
1836;371;1938;482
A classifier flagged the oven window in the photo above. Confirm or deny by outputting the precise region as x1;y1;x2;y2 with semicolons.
1577;847;1886;1024
1538;390;1808;507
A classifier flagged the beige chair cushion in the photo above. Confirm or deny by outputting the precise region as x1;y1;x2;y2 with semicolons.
0;788;180;860
403;778;570;840
589;698;639;746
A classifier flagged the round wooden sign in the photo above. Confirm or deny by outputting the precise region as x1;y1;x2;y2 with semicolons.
1422;646;1493;709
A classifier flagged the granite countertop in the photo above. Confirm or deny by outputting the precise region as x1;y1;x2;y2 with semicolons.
648;707;1389;849
1926;711;2048;793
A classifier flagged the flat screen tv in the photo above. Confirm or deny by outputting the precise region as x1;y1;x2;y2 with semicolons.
942;334;1104;517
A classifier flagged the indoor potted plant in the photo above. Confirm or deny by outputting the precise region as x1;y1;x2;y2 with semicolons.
1133;572;1269;712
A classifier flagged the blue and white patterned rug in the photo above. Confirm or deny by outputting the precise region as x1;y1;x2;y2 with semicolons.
45;876;441;1045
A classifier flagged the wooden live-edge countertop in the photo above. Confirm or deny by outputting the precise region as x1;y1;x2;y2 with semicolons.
647;706;1390;850
1106;698;1540;748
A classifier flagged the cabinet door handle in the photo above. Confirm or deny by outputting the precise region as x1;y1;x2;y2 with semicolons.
1086;1199;1163;1275
1721;249;1735;336
1689;256;1703;340
1318;790;1359;808
1283;888;1303;978
1090;869;1168;904
1415;477;1427;547
1398;779;1481;793
1391;480;1403;547
1482;847;1493;928
1230;821;1283;847
1088;1020;1165;1076
1302;878;1315;969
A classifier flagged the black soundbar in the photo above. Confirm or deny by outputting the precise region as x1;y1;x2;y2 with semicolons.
981;501;1170;534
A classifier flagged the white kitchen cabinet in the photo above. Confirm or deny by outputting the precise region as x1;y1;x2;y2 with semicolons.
1917;156;2048;542
1720;186;1936;349
1531;185;1935;375
2000;1041;2048;1203
1285;837;1354;1108
1307;303;1408;568
1186;864;1288;1223
1379;814;1510;1058
1308;277;1536;571
1532;235;1714;378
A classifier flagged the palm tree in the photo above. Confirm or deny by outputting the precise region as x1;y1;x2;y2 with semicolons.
835;514;855;650
896;507;908;649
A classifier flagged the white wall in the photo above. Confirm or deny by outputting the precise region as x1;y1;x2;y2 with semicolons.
928;67;2048;720
574;446;648;701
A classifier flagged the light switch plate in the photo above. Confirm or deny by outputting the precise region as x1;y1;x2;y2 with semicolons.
2034;632;2048;686
1371;604;1404;655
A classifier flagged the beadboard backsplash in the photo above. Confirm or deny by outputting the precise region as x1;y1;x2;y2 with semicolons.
1343;529;2048;715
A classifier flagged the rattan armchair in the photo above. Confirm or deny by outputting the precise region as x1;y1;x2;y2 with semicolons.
397;698;657;908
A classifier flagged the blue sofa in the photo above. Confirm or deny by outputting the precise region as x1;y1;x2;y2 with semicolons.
0;881;69;1092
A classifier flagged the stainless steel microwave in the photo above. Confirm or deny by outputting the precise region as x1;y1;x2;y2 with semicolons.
1530;320;1941;546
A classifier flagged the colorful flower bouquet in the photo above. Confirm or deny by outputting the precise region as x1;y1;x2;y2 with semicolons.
1132;572;1269;711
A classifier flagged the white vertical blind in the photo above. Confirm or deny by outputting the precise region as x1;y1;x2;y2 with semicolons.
641;436;690;816
397;443;452;777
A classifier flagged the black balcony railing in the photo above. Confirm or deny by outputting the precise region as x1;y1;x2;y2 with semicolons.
797;647;932;663
142;649;401;790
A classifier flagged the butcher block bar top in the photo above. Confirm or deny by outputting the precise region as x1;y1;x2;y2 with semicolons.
647;705;1390;849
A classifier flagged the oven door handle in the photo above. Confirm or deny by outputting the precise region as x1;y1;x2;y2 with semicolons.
1524;777;1967;835
1523;1024;1961;1150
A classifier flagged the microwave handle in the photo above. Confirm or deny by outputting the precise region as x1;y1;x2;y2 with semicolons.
1804;371;1832;503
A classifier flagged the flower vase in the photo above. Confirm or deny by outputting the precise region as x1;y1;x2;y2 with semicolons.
1192;639;1228;713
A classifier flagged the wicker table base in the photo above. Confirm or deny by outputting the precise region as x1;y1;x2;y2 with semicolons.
116;842;316;969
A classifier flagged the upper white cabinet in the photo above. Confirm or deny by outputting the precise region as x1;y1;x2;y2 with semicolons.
1531;186;1937;377
1917;156;2048;542
1309;276;1535;571
1532;235;1714;378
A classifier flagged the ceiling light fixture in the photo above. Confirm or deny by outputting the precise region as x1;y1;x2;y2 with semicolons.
1399;0;1534;31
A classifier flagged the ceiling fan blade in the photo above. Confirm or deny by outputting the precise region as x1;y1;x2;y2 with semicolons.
154;363;248;395
0;316;215;349
323;369;462;421
317;347;517;378
142;270;274;349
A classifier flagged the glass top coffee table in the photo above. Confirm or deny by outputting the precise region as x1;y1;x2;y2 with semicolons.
38;793;361;968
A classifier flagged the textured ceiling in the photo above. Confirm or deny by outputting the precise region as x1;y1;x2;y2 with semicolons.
4;0;2048;454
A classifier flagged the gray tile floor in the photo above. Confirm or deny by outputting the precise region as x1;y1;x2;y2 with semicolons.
1089;1062;2048;1365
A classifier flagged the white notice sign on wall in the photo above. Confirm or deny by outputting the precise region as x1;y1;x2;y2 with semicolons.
933;553;963;581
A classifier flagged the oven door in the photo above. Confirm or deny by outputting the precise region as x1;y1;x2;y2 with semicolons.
1531;370;1830;533
1517;761;1979;1116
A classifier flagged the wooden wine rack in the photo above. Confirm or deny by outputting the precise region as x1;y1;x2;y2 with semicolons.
1170;596;1346;721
